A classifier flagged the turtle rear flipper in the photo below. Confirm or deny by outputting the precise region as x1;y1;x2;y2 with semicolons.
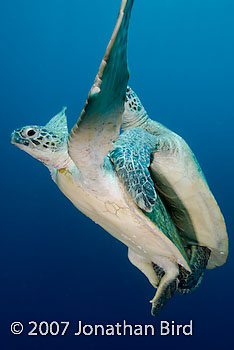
151;280;177;316
151;245;211;314
178;245;211;294
151;262;178;316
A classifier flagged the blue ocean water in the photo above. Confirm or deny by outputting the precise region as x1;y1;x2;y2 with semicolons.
0;0;233;349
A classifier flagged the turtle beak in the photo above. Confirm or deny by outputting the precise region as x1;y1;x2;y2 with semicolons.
10;130;18;145
10;129;21;144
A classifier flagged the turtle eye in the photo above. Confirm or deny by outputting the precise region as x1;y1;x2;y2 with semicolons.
25;128;37;138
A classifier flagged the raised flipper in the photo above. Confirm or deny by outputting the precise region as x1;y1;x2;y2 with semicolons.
68;0;134;175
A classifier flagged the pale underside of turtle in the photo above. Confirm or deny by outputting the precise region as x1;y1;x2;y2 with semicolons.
11;0;228;316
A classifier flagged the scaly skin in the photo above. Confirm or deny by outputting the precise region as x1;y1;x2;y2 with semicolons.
151;245;211;315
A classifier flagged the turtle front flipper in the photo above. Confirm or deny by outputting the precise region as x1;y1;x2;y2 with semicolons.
110;128;158;212
68;0;134;175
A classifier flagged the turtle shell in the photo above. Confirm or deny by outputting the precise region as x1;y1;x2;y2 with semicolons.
149;128;228;269
122;88;228;269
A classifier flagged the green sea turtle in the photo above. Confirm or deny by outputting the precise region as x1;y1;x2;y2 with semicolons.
10;0;228;316
10;0;192;315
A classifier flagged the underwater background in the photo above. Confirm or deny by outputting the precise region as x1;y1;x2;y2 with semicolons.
0;0;233;349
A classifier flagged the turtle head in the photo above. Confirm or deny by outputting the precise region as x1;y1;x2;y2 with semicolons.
11;107;71;169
